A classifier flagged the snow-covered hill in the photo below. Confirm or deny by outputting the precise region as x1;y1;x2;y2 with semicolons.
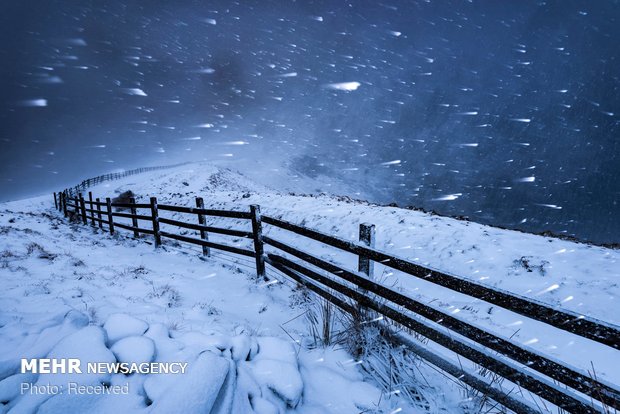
1;162;619;413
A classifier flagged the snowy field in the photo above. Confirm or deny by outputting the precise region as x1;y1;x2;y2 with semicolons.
1;162;619;413
0;199;407;413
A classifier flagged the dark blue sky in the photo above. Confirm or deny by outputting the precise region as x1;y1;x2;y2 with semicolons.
1;0;619;244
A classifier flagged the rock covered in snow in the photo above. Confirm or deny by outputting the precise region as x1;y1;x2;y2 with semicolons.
0;373;38;403
143;323;182;359
230;334;255;362
300;364;381;412
247;337;304;408
37;390;147;414
252;337;298;366
249;359;304;408
149;351;230;413
46;326;116;385
174;331;231;356
9;326;116;413
103;314;148;344
0;310;89;381
111;336;155;364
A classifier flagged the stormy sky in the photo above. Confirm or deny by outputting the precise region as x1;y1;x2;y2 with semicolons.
1;0;619;244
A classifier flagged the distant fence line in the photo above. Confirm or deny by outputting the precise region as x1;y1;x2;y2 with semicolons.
63;162;189;197
52;168;620;414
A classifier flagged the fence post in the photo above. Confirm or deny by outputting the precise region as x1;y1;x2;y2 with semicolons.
150;197;161;247
62;192;67;217
195;197;210;256
130;197;139;238
96;198;103;229
358;223;375;278
73;194;80;220
358;223;376;321
250;205;266;279
106;197;114;235
53;193;58;210
79;194;88;225
88;192;95;226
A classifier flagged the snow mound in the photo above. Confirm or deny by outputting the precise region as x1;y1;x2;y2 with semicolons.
45;326;116;384
149;351;230;413
174;331;231;356
37;390;146;414
111;336;155;364
246;337;304;408
300;361;381;412
230;334;256;362
0;373;38;403
249;359;303;408
0;310;89;381
103;314;148;344
143;323;182;360
9;326;115;413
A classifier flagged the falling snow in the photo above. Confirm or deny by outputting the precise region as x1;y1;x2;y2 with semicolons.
1;1;618;248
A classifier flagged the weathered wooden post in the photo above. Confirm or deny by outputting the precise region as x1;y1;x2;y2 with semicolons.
358;223;375;278
129;197;139;238
73;194;80;219
79;194;88;225
53;193;58;210
105;197;114;235
96;198;103;229
250;205;266;279
62;192;67;217
195;197;210;256
358;223;376;321
88;192;95;226
150;197;161;247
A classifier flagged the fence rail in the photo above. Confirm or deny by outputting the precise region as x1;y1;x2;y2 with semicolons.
53;172;620;414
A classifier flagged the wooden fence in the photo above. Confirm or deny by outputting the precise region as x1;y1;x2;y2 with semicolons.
52;177;620;414
61;162;189;198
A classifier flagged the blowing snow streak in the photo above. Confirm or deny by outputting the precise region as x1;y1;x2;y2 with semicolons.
0;1;618;245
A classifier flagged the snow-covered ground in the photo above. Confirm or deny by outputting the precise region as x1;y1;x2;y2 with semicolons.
1;162;619;413
0;198;406;413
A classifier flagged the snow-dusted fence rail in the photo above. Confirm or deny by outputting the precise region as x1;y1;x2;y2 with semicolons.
53;190;620;414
